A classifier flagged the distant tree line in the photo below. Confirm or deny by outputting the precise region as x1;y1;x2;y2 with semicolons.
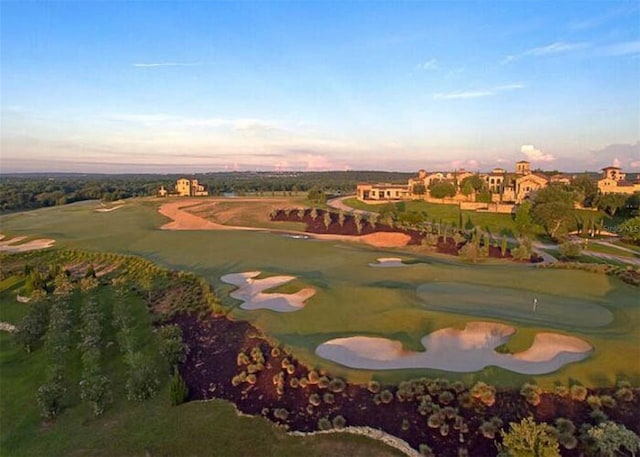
0;171;413;213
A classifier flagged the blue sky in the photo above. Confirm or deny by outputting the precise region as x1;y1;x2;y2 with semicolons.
1;1;639;173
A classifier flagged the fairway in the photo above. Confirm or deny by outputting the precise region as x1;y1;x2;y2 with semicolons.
1;198;639;387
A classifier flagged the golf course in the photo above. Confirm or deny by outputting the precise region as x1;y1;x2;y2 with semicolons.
2;197;638;388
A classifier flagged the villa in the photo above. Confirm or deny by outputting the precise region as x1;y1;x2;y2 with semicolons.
157;178;209;197
597;166;640;195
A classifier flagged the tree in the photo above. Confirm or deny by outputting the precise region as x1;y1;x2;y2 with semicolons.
558;241;582;259
586;421;640;457
618;216;640;244
500;417;560;457
412;183;426;196
570;174;598;207
429;181;456;199
514;201;534;236
594;193;628;217
531;186;577;240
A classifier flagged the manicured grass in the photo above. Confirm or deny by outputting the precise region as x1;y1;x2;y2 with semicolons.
585;242;640;259
0;277;402;457
1;198;638;389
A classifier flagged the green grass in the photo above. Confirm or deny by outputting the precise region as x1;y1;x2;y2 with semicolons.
0;276;402;457
585;242;640;259
1;198;638;389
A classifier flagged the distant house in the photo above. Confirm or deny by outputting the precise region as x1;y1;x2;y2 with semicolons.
356;183;410;201
175;178;209;197
597;166;640;195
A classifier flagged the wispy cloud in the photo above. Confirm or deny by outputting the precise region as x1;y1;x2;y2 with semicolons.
433;83;524;100
132;62;202;68
417;58;439;70
503;41;588;63
108;113;281;133
568;5;638;31
596;40;640;57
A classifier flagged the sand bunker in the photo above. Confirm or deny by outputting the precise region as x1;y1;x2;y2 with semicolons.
0;234;55;253
369;257;407;268
316;321;593;375
95;204;125;212
221;271;315;312
0;322;17;333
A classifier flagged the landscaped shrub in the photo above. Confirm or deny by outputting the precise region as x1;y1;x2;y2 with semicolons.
246;374;257;385
124;351;160;401
318;417;332;431
586;421;640;457
307;370;319;384
615;386;634;402
419;444;434;457
470;382;496;407
401;418;410;431
323;392;335;404
273;408;289;421
289;377;299;388
520;383;542;406
332;415;346;429
599;395;617;409
558;241;582;259
380;389;393;404
158;324;189;369
500;417;560;457
587;395;602;409
14;299;49;352
36;381;66;420
427;413;443;429
570;384;588;401
250;346;264;364
439;424;450;436
270;346;281;358
318;376;330;389
169;370;189;406
367;380;381;394
308;393;321;406
479;421;499;439
328;377;346;393
438;390;454;405
452;380;465;394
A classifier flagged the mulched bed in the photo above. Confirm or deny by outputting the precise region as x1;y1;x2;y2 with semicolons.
171;312;640;457
271;208;521;261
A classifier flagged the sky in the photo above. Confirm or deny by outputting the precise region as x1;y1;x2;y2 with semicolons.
1;1;639;173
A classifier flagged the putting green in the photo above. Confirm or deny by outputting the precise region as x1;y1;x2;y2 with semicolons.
416;282;614;328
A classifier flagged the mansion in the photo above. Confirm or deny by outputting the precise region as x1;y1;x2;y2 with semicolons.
357;161;639;211
158;178;209;197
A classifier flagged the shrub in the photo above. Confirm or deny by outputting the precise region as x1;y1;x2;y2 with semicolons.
367;380;381;394
439;424;450;436
246;374;257;385
318;376;330;389
427;413;443;429
273;408;289;421
332;415;346;429
318;417;332;431
600;395;616;409
471;381;496;407
380;389;393;404
615;386;634;402
557;433;577;450
480;421;498;439
36;381;65;420
286;364;295;375
124;352;160;401
587;395;602;409
307;370;319;384
270;346;281;357
520;383;542;406
308;393;321;406
323;392;335;404
587;422;640;457
328;377;346;393
298;377;308;388
452;380;465;394
14;300;50;352
401;418;410;431
570;385;587;402
438;390;454;405
442;406;457;420
558;241;582;259
289;377;299;388
554;418;575;435
419;444;434;457
500;417;560;457
169;370;189;406
250;346;265;364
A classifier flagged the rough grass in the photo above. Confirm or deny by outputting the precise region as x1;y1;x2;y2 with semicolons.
0;278;402;457
1;198;638;388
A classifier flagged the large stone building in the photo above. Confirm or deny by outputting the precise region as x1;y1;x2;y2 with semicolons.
175;178;209;197
597;166;640;195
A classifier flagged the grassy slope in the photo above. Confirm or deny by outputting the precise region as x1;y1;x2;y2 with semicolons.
0;277;402;457
1;198;638;389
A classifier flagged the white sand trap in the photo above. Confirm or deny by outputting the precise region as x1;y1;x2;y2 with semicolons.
0;234;55;253
16;295;31;303
95;204;125;212
369;257;407;268
221;271;315;312
316;321;593;375
0;322;17;333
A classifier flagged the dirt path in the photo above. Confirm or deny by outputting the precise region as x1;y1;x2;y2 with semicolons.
327;196;377;216
158;199;412;247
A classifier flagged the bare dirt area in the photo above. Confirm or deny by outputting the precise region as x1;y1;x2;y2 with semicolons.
157;199;412;248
